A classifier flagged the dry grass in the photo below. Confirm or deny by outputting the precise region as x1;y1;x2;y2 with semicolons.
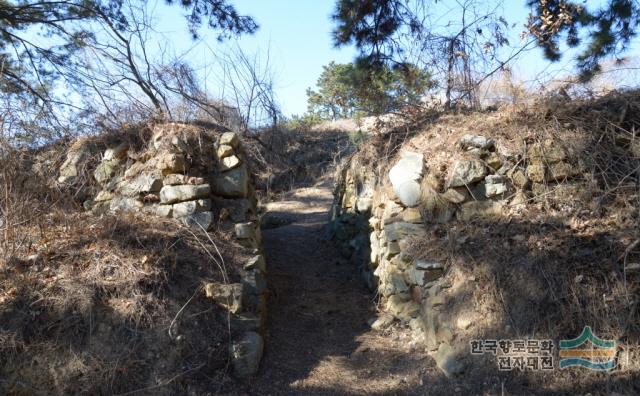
0;191;248;394
0;120;262;394
245;126;355;199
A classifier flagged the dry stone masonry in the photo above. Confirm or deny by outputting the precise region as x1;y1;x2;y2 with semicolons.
330;133;585;377
60;123;266;379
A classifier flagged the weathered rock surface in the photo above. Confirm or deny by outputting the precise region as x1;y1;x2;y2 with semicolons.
163;174;205;186
388;151;424;207
220;132;240;148
182;211;214;230
245;255;266;272
386;295;420;321
529;141;566;164
370;314;395;331
526;164;546;183
156;153;187;175
143;204;172;218
459;134;494;150
448;160;487;187
58;140;91;183
221;155;241;171
94;160;120;185
217;144;235;158
508;169;529;188
215;164;249;198
204;282;244;314
432;343;464;377
235;222;257;239
172;199;211;218
484;174;509;197
109;196;143;212
118;173;163;196
230;331;264;378
159;184;211;204
384;221;427;242
548;161;578;181
442;188;467;204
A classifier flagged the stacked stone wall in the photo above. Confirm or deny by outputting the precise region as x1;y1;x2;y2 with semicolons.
59;123;266;378
330;134;586;376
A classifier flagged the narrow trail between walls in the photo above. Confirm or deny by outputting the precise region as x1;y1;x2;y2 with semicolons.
242;180;438;396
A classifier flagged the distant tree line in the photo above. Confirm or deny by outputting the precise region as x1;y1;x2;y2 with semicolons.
305;61;435;120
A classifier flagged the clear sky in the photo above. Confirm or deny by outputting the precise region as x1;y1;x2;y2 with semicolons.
152;0;638;117
155;1;358;116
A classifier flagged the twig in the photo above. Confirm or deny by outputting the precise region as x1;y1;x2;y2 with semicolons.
167;285;202;339
115;363;205;396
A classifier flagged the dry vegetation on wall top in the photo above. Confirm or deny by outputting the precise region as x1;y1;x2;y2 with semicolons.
334;90;640;394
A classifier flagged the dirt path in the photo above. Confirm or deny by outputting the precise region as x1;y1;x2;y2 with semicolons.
242;181;438;396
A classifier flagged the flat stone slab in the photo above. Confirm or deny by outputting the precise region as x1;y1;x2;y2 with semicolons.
159;184;211;204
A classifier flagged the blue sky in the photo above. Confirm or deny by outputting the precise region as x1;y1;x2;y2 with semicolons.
155;1;357;116
152;0;637;116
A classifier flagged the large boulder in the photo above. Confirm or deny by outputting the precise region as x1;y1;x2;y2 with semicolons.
215;164;249;198
159;184;211;204
448;160;487;188
388;151;424;207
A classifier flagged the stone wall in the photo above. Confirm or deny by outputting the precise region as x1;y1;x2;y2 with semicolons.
60;123;266;378
330;134;585;376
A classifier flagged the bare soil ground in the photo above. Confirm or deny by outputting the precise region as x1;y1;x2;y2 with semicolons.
235;180;464;396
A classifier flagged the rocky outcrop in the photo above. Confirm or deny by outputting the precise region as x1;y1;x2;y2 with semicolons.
330;134;585;377
57;138;97;184
58;123;267;379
